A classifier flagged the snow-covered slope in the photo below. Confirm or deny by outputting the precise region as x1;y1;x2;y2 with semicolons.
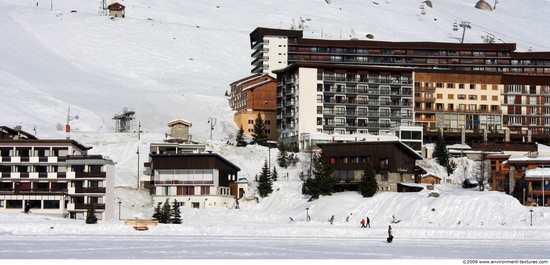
1;1;550;249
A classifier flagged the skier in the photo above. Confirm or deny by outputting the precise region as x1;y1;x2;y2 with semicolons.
360;218;366;228
235;199;240;209
387;225;393;243
366;216;370;228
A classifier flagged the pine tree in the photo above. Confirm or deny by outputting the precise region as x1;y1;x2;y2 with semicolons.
252;113;267;146
85;202;98;224
359;162;378;197
434;135;451;173
236;125;245;143
152;202;162;221
304;152;337;201
277;148;288;168
160;198;171;224
257;159;273;198
170;199;182;224
272;166;278;182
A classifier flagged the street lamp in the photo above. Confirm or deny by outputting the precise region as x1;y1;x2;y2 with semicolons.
136;146;140;189
529;209;533;226
208;117;217;141
118;200;122;220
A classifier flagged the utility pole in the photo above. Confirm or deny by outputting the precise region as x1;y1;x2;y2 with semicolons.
137;122;141;140
136;146;140;189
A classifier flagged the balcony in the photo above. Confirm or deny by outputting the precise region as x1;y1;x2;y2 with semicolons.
73;187;106;194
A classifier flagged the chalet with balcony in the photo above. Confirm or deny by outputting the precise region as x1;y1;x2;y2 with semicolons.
145;152;241;209
0;126;115;220
317;141;423;192
489;151;550;206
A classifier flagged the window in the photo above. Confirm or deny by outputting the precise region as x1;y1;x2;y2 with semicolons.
447;83;454;88
380;158;389;170
6;200;22;209
248;119;254;124
317;95;323;103
470;84;476;89
469;95;477;100
459;84;465;89
458;94;466;100
44;200;60;209
436;83;443;88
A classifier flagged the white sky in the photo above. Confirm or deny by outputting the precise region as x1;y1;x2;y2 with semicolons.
1;0;550;261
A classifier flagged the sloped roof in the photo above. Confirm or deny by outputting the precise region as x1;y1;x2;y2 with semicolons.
168;119;192;127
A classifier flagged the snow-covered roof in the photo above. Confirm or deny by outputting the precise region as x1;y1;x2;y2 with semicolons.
508;153;550;162
167;119;192;127
525;167;550;178
242;79;273;92
447;144;471;150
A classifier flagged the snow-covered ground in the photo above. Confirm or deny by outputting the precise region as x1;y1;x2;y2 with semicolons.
2;0;550;262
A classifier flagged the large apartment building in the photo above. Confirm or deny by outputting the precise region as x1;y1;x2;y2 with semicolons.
0;126;115;220
273;62;416;150
249;27;550;147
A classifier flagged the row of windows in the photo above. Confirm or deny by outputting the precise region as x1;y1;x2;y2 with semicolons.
0;148;69;157
248;119;272;124
0;165;102;173
247;128;271;134
0;199;61;209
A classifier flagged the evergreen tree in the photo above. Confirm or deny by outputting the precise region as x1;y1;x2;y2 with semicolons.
304;152;337;201
85;202;98;224
277;148;288;168
288;153;299;167
152;202;162;221
160;198;171;224
272;166;278;182
257;159;273;198
236;125;245;143
252;113;268;146
170;199;182;224
434;135;453;174
359;162;378;197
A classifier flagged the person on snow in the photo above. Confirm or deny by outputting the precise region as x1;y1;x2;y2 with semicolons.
360;218;366;228
235;199;240;209
387;225;394;243
366;217;370;228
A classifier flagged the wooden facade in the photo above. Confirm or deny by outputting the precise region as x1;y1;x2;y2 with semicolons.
318;141;423;192
489;152;550;206
230;74;277;141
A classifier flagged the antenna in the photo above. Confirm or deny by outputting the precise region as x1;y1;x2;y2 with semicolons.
66;107;79;140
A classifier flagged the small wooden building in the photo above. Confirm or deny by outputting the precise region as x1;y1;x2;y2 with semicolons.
420;173;441;185
108;2;125;18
